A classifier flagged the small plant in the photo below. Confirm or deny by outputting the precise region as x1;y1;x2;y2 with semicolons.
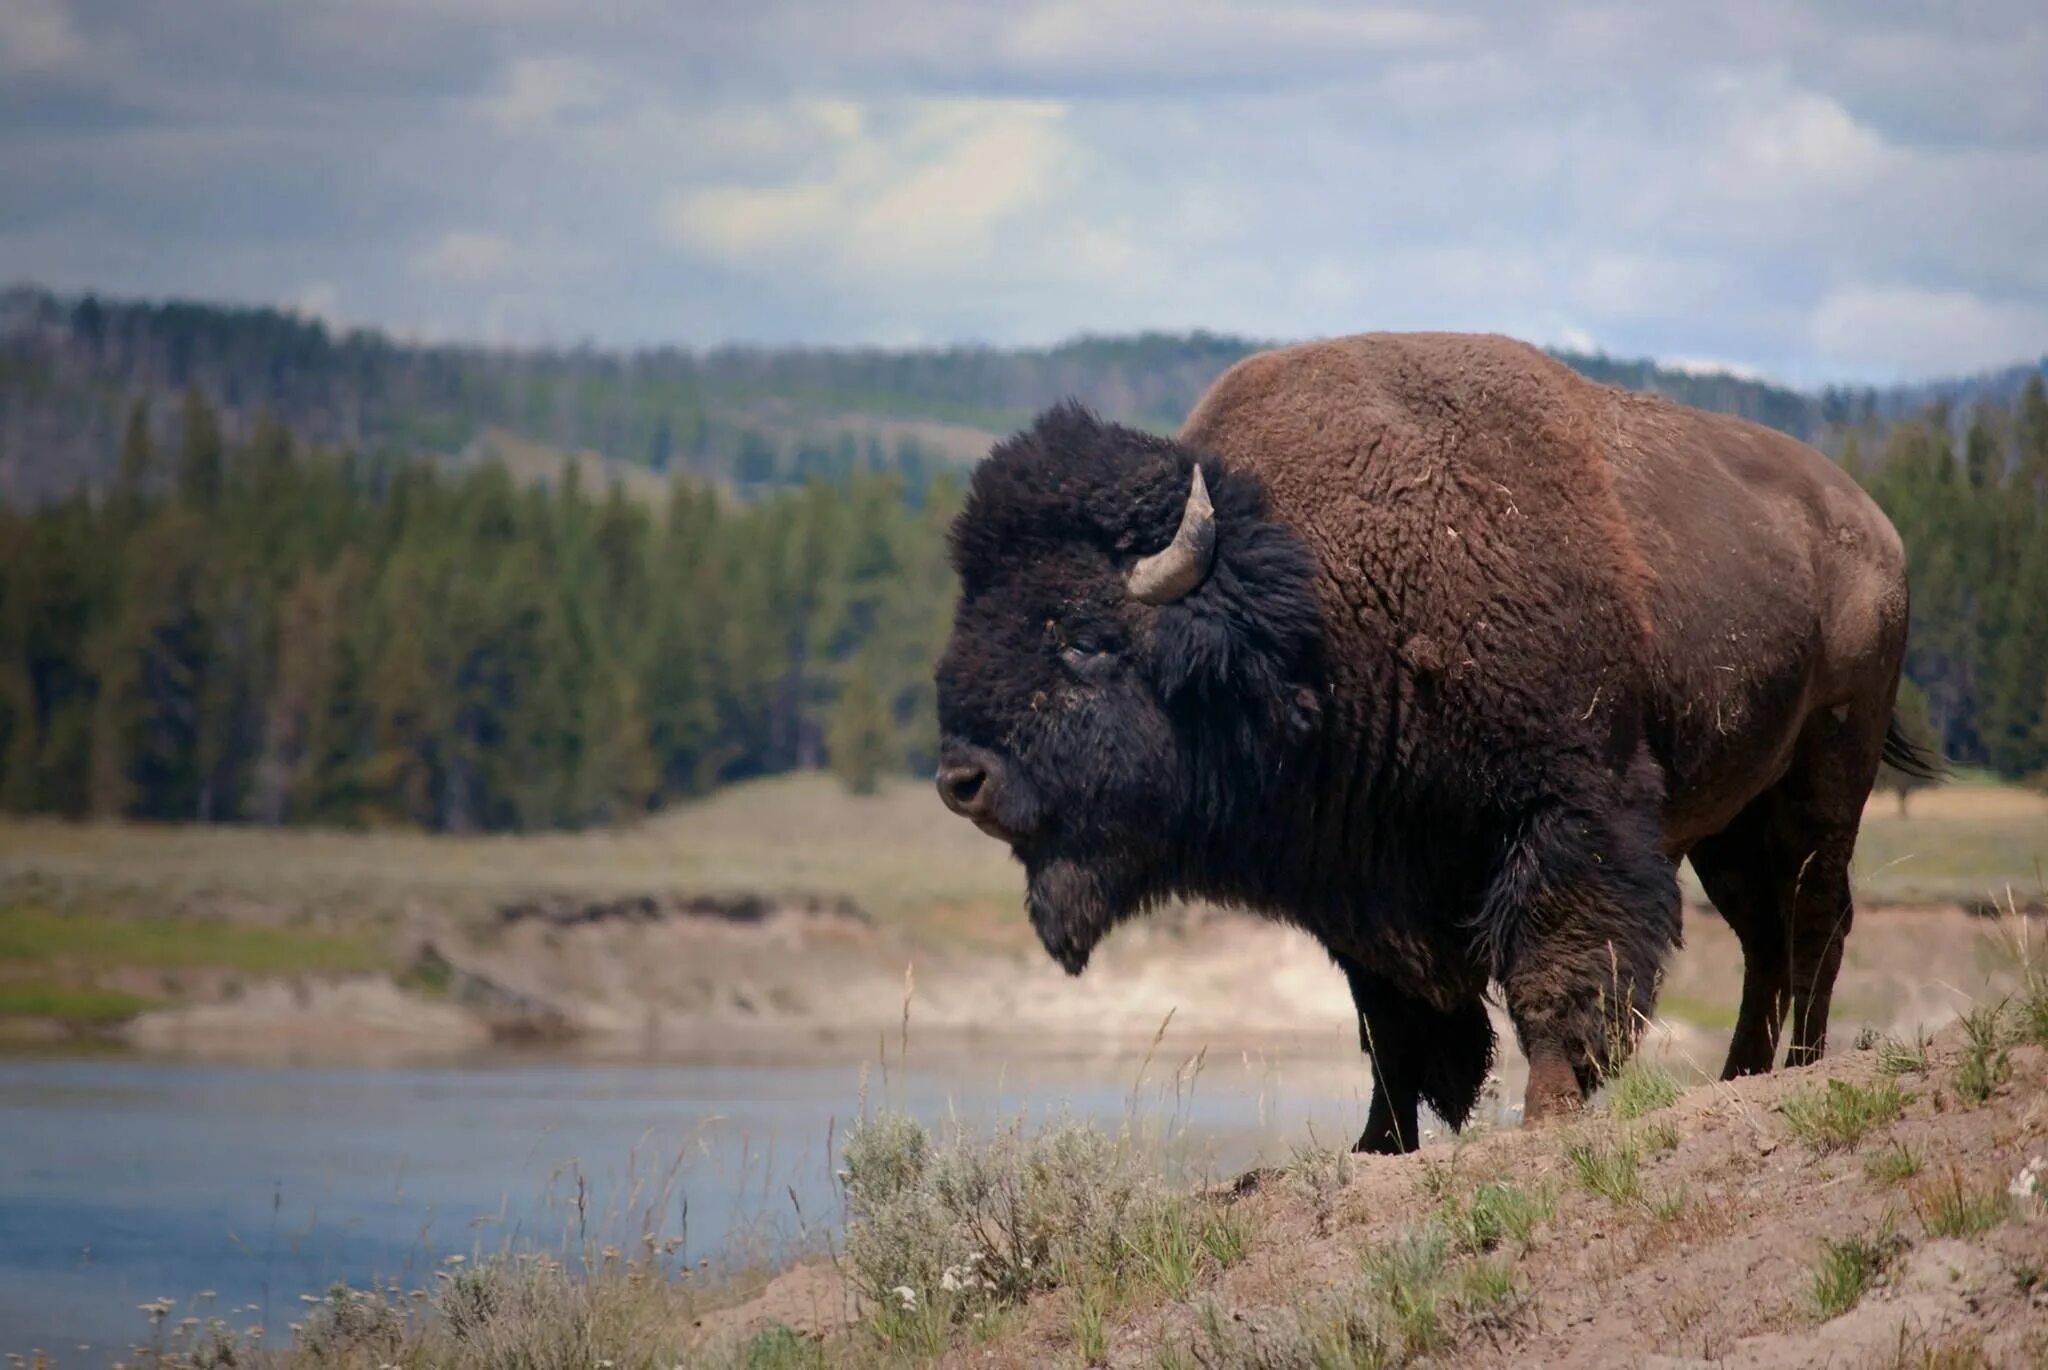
1070;1282;1109;1364
1303;1300;1393;1370
1567;1131;1644;1206
1456;1256;1523;1325
1877;1032;1932;1077
1606;1058;1683;1120
1640;1118;1681;1154
1780;1078;1912;1153
1911;1166;2012;1238
1441;1180;1554;1254
1649;1187;1689;1224
1952;1002;2010;1105
2016;971;2048;1048
1854;1024;1883;1050
1360;1226;1453;1356
741;1324;825;1370
1125;1196;1201;1297
1864;1141;1925;1186
1810;1228;1903;1320
1288;1140;1355;1235
1200;1202;1252;1270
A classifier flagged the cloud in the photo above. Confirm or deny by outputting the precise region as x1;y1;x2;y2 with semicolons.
484;56;612;130
0;0;81;72
410;230;521;283
1809;285;2048;379
3;0;2047;379
660;99;1079;281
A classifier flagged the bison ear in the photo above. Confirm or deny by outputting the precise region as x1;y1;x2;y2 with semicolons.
1127;466;1217;604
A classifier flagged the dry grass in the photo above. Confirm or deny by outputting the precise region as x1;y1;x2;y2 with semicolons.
0;774;1025;947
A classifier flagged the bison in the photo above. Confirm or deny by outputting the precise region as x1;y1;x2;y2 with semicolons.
933;332;1938;1152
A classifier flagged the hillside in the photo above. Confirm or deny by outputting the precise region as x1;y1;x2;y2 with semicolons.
11;284;2041;506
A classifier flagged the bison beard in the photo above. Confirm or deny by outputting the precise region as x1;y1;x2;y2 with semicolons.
1025;854;1127;975
936;335;1920;1153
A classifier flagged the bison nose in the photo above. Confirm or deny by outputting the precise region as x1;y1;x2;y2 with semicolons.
936;760;994;819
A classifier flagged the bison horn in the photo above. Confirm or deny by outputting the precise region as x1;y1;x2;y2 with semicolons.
1127;465;1217;604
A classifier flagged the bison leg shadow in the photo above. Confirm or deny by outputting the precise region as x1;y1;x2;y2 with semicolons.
1337;957;1495;1155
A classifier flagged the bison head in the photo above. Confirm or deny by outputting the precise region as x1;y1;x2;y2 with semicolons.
934;403;1326;973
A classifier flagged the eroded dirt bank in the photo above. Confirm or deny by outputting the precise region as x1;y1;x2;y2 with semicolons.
104;897;2027;1073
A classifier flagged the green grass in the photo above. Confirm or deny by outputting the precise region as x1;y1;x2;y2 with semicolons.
1780;1079;1913;1154
1877;1033;1932;1076
1566;1131;1644;1207
1360;1227;1453;1356
1952;1003;2010;1105
740;1324;825;1370
1605;1059;1684;1120
1124;1197;1202;1296
1810;1229;1902;1320
1439;1181;1554;1254
0;905;385;975
0;982;156;1023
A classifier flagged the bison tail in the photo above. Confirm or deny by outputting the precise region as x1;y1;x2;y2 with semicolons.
1880;714;1945;782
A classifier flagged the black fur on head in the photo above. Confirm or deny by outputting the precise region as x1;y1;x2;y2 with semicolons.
936;402;1327;972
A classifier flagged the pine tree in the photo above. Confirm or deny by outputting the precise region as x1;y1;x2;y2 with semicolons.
827;655;896;795
176;386;225;510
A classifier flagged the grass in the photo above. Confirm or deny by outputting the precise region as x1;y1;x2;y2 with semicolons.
1567;1129;1645;1206
1605;1058;1683;1120
1439;1180;1555;1254
0;905;385;975
1910;1167;2012;1238
0;981;156;1023
1864;1141;1926;1186
1878;1031;1933;1076
1810;1227;1903;1320
740;1325;825;1369
1952;1003;2011;1105
0;774;1027;944
1359;1226;1454;1356
1780;1079;1913;1154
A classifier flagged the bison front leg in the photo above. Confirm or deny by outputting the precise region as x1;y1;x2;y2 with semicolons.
1487;802;1681;1125
1335;956;1494;1154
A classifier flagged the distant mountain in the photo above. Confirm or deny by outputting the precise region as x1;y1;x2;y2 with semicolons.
3;285;2042;505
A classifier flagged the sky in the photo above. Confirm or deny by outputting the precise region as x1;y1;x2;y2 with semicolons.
2;1;2045;386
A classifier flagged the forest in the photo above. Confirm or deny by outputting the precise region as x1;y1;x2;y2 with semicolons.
0;390;958;830
0;290;2045;831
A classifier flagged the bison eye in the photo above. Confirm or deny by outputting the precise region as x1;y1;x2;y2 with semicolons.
1060;642;1117;677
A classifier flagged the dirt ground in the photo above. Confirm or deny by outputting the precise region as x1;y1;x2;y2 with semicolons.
707;1023;2048;1368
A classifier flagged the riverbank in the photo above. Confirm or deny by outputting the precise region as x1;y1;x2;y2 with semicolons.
3;774;2043;1060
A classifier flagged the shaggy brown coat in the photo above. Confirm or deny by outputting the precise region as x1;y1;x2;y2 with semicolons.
935;331;1927;1147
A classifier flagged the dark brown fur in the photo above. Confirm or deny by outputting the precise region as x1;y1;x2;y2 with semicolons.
936;332;1920;1149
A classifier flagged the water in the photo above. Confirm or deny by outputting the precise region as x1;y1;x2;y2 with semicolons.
0;1041;1368;1360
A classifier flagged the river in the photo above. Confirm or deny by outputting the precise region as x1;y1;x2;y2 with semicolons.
0;1039;1371;1361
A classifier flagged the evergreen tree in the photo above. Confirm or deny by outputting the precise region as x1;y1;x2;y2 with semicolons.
176;386;225;510
828;656;896;795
